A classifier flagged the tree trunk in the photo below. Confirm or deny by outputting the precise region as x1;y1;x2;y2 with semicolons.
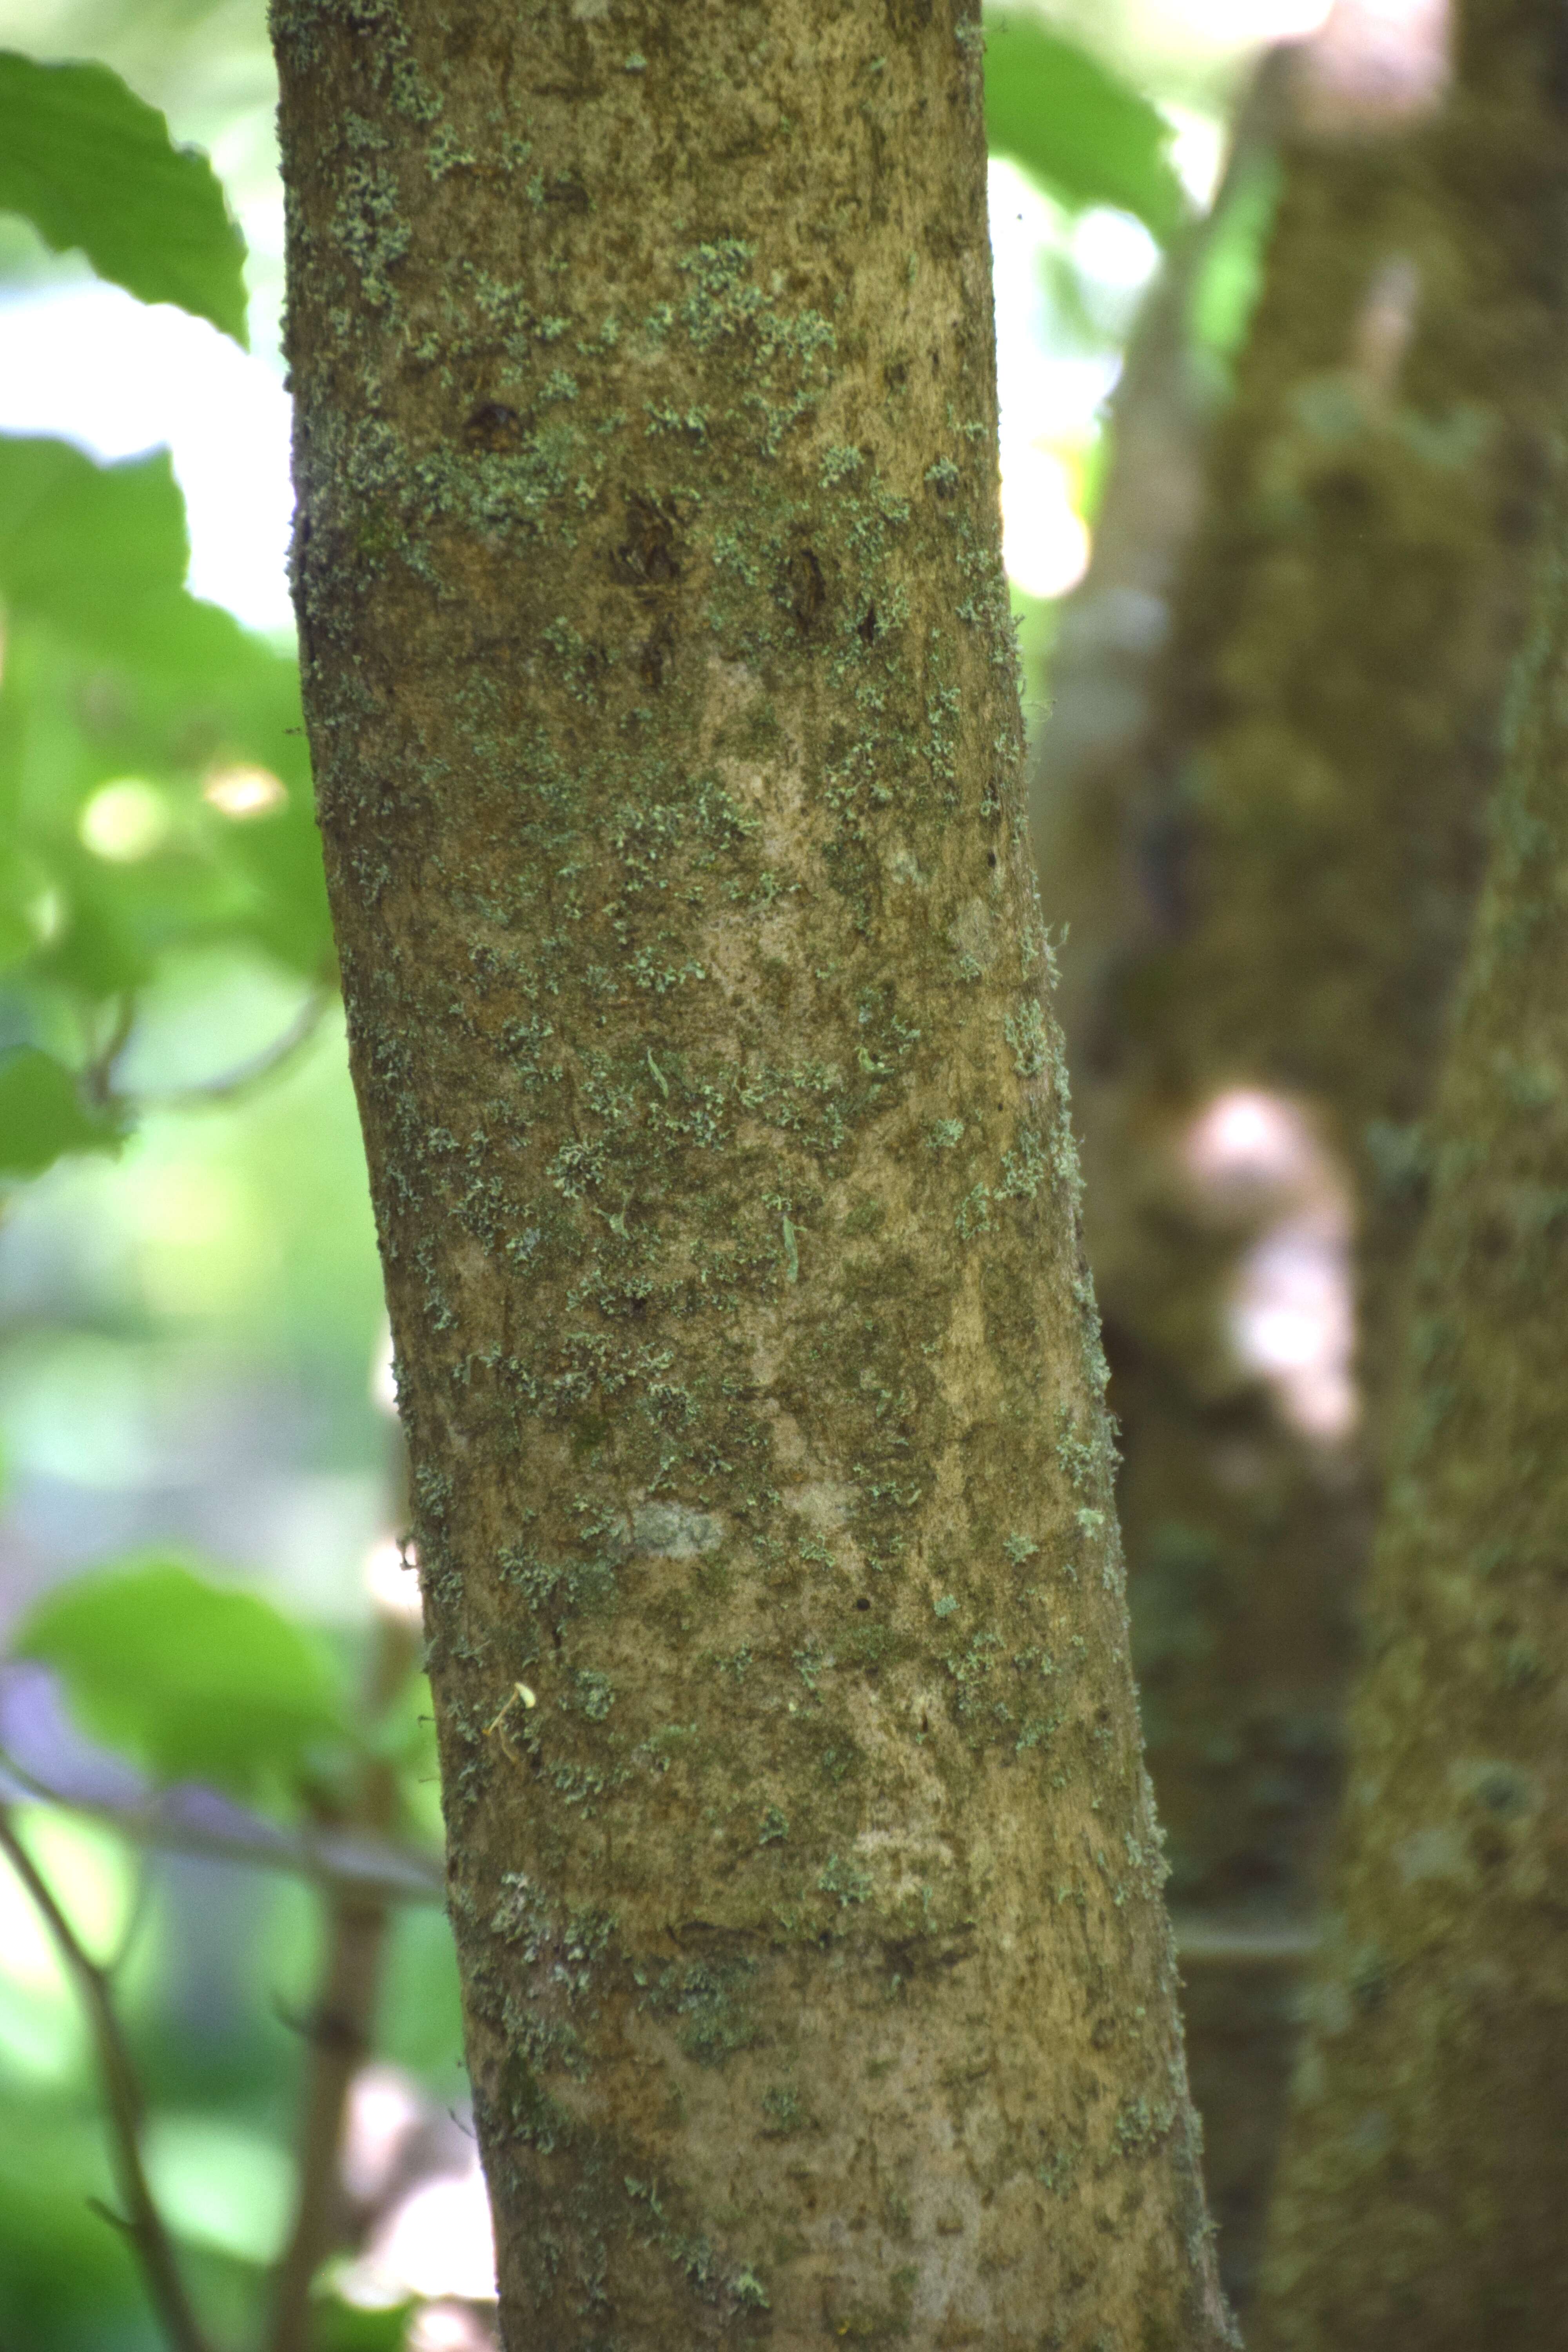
270;4;1232;2344
1252;450;1568;2351
1029;40;1292;963
1029;0;1568;2301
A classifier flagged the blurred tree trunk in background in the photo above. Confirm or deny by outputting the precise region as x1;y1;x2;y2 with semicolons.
1254;449;1568;2352
271;3;1234;2346
1031;0;1568;2304
1027;41;1294;991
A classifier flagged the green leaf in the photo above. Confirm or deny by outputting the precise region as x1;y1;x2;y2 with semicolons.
0;437;188;660
0;51;247;344
0;1046;121;1175
13;1559;348;1801
0;437;334;989
310;2295;418;2352
982;13;1188;242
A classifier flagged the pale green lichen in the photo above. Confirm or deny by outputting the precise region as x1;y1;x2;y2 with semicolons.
273;0;1223;2331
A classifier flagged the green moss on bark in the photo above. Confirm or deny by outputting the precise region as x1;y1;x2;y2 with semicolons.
271;2;1233;2345
1254;451;1568;2352
1032;0;1568;2301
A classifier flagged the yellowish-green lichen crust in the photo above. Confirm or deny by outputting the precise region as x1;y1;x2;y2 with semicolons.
271;2;1234;2343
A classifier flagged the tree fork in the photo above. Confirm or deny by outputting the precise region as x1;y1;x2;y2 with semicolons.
271;1;1231;2344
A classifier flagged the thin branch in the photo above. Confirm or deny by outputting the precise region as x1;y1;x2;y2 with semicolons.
0;1746;443;1907
0;1809;217;2352
266;1611;418;2352
1170;1910;1318;1967
1030;44;1298;880
125;986;333;1112
82;993;138;1111
266;1888;392;2352
106;1854;156;1980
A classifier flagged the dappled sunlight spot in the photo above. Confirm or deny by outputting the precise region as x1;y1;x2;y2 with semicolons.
1001;442;1091;601
1295;0;1451;130
1070;206;1161;299
371;1319;400;1419
407;2303;497;2352
128;1160;264;1319
203;761;288;820
133;1161;247;1249
340;2157;498;2306
1233;1217;1357;1441
0;1973;82;2083
340;2060;426;2205
0;1811;102;2079
143;2112;295;2265
0;1808;133;1982
1161;105;1227;209
1183;1087;1322;1201
78;777;171;862
365;1535;423;1628
1165;0;1332;39
25;882;64;945
1182;1088;1357;1443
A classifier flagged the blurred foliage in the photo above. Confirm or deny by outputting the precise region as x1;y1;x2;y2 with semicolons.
0;430;330;1146
0;1038;122;1171
0;49;247;340
0;41;445;2352
1188;149;1281;376
984;11;1190;240
0;7;1264;2349
15;1558;348;1802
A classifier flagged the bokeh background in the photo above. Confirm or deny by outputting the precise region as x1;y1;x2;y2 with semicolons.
0;4;1348;2345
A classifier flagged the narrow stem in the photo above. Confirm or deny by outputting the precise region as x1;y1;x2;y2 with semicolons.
1171;1911;1318;1965
265;1612;417;2352
83;993;138;1110
0;1741;442;1906
130;987;332;1112
265;1891;392;2352
0;1809;216;2352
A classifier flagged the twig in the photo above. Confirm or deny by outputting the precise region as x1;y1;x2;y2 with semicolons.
1170;1910;1318;1966
0;1744;443;1907
0;1808;216;2352
83;993;138;1111
266;1887;392;2352
266;1611;419;2352
127;987;333;1112
1030;44;1297;896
